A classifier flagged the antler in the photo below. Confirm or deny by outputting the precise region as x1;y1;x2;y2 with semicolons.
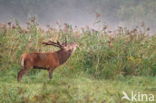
42;40;63;48
60;37;67;46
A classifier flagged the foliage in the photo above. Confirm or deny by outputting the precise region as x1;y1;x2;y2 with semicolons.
0;18;156;102
0;18;156;79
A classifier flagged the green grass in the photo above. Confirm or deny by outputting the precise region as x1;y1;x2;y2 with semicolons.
0;67;156;103
0;69;156;103
0;18;156;102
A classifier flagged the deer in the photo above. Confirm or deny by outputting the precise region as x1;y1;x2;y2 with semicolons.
17;40;79;81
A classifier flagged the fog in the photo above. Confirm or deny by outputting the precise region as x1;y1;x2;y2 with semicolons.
0;0;156;31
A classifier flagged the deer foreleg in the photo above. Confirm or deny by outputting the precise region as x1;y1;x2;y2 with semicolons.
48;69;54;79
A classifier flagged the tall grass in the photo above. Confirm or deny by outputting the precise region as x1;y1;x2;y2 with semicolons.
0;18;156;79
0;18;156;103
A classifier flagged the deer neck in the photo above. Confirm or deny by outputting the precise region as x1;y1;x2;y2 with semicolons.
57;49;73;65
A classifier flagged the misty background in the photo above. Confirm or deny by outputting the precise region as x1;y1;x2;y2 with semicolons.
0;0;156;31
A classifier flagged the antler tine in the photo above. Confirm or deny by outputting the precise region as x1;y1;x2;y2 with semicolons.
64;37;67;45
56;41;62;46
48;40;62;47
42;40;62;48
60;37;67;46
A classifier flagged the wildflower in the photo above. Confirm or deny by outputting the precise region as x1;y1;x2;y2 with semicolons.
8;22;11;26
95;12;101;18
12;25;16;29
103;25;107;30
147;27;150;31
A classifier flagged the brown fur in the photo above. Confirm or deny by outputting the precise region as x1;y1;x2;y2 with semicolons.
17;42;78;81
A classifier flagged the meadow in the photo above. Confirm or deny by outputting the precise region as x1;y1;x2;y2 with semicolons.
0;18;156;103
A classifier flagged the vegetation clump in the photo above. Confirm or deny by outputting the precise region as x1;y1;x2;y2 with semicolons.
0;18;156;103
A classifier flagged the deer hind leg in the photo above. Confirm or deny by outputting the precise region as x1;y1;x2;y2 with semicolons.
17;63;32;82
17;67;28;81
18;59;33;81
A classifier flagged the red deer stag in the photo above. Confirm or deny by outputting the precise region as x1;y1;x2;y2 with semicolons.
17;41;79;81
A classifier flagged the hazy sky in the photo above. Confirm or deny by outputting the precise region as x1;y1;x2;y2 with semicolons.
0;0;98;26
0;0;155;31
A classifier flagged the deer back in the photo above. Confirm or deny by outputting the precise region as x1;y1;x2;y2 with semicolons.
21;52;60;69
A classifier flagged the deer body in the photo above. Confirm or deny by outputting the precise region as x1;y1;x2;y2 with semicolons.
17;41;78;81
